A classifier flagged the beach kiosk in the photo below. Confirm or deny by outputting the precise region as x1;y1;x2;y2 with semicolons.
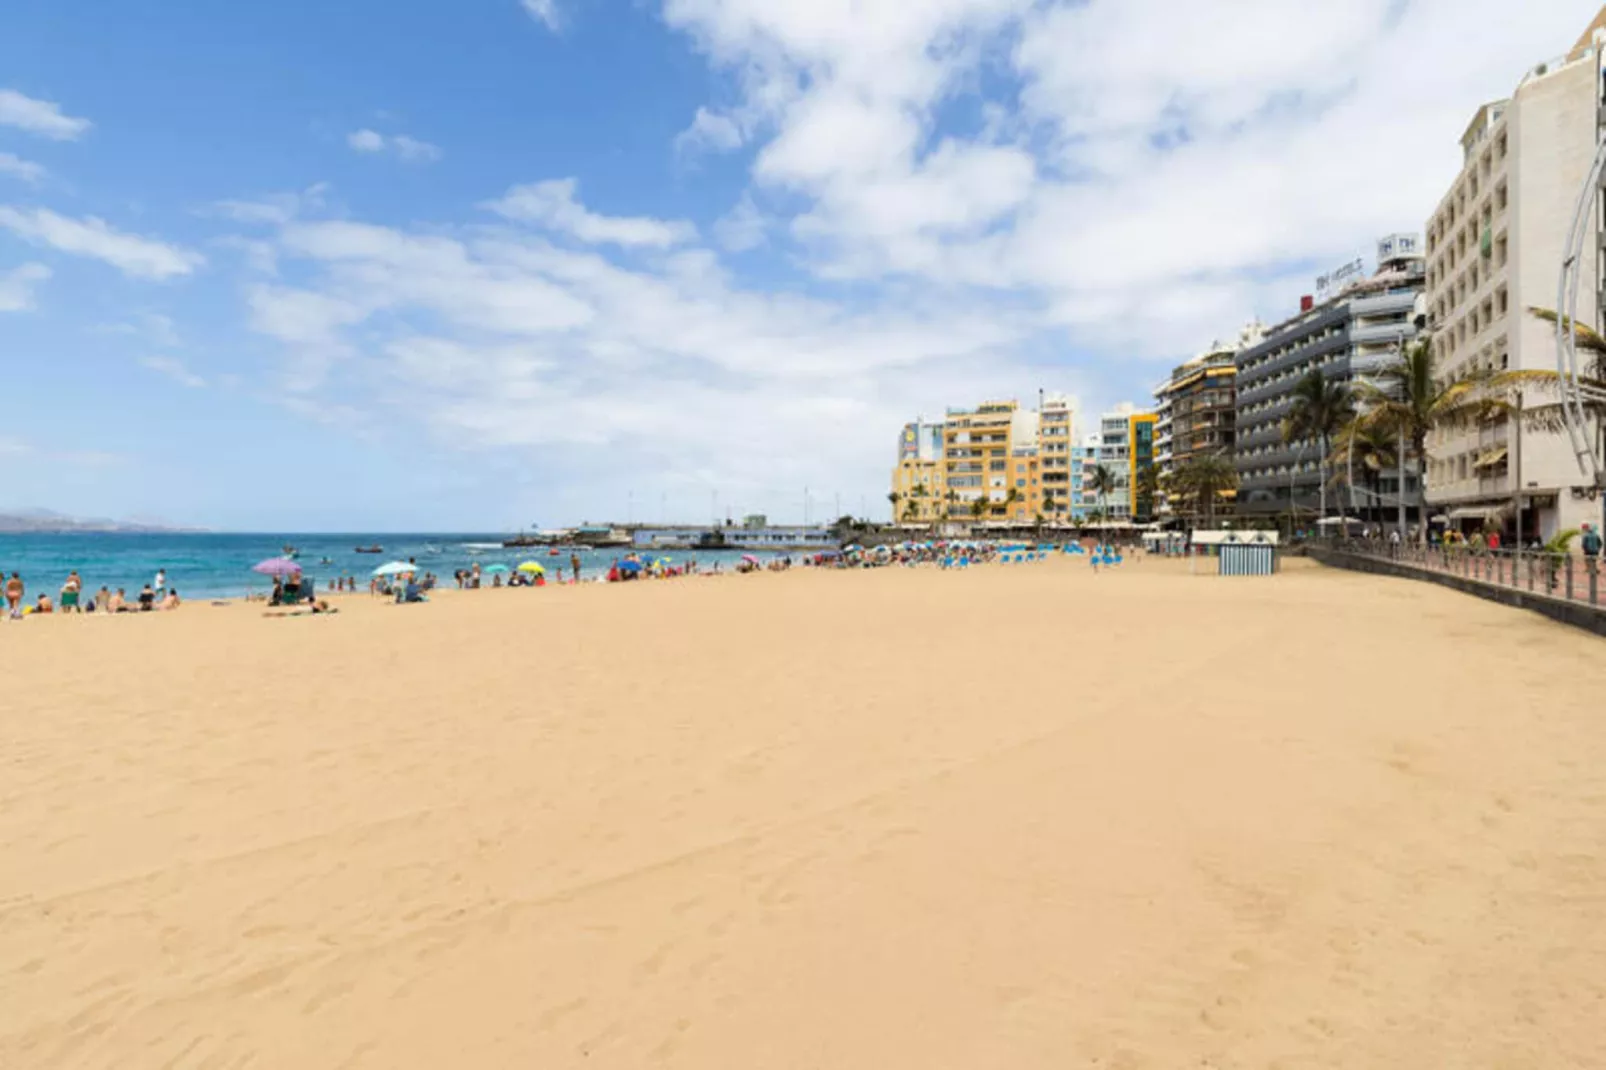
1190;529;1279;576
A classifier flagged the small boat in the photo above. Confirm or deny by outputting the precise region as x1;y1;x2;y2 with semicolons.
354;545;383;554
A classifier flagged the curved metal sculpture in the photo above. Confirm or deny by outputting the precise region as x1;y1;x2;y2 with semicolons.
1554;132;1606;489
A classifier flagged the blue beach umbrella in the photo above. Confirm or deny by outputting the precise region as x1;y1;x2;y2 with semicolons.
617;559;643;573
482;564;510;574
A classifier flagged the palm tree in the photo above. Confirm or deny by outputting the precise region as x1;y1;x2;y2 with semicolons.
1001;486;1022;519
1134;464;1160;523
1088;464;1117;522
1283;369;1354;524
887;490;901;522
968;495;987;522
901;500;919;524
1329;417;1399;526
1350;338;1493;542
1170;453;1239;526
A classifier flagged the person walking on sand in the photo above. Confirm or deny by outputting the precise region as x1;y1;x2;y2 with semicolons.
5;571;23;619
153;568;167;598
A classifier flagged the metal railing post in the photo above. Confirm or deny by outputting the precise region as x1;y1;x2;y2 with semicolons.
1567;554;1575;601
1591;558;1600;606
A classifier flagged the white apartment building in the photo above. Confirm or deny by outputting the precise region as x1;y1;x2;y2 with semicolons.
1425;9;1606;540
1096;404;1137;520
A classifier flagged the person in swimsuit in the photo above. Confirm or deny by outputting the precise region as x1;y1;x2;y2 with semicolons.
4;572;23;618
61;571;82;613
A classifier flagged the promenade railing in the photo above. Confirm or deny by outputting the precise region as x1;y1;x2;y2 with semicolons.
1320;538;1604;608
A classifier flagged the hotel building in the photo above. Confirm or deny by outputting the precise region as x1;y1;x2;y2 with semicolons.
1235;237;1427;523
1423;8;1606;540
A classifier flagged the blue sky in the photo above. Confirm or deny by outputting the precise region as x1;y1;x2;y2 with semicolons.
0;0;1594;530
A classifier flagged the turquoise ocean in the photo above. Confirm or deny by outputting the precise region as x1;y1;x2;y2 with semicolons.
0;533;770;601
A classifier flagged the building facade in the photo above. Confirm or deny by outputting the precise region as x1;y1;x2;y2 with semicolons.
1084;405;1156;522
1235;238;1427;523
1423;13;1606;540
890;396;1077;527
891;419;946;524
1153;324;1263;521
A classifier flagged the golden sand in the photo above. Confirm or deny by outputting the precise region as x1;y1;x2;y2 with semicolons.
3;558;1604;1067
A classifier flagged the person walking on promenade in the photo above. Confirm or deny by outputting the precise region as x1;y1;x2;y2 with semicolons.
1583;523;1602;579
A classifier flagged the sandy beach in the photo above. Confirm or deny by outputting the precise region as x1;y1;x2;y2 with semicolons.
3;557;1605;1067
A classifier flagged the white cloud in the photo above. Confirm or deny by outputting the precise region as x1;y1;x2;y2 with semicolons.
713;193;767;252
347;128;385;153
0;262;50;311
347;129;441;162
659;0;1598;359
207;183;329;226
676;106;744;153
0;88;91;140
0;207;202;280
484;179;697;248
521;0;561;31
0;152;45;184
138;355;206;389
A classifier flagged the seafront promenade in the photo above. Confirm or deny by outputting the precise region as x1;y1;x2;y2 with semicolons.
4;558;1603;1068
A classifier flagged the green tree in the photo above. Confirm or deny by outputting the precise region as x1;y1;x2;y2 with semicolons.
1349;338;1493;542
1134;464;1160;522
1328;417;1399;526
1283;370;1354;524
1088;464;1117;522
1170;452;1239;527
1001;486;1022;518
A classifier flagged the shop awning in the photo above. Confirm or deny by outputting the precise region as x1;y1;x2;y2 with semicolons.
1447;505;1505;521
1472;446;1508;470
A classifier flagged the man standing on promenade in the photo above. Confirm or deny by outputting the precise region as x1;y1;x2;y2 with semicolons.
1583;523;1601;571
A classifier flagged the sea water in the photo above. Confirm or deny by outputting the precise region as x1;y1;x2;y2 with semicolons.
0;533;769;601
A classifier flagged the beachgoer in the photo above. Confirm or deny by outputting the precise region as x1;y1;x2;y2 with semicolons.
571;553;581;583
5;572;23;618
160;589;181;610
34;593;53;614
61;571;82;613
138;584;156;611
154;569;167;596
95;586;110;612
109;588;127;613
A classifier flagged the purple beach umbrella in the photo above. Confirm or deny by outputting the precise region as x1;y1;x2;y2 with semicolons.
251;557;303;577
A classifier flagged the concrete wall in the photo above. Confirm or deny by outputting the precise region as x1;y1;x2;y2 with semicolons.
1308;546;1606;637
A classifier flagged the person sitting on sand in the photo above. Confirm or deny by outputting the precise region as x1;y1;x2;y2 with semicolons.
138;584;156;612
108;588;127;613
95;586;110;613
159;589;181;611
34;592;53;614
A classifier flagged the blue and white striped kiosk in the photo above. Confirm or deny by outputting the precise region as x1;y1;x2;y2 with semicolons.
1190;530;1279;576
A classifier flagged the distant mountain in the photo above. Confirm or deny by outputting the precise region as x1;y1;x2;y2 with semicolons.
0;509;204;534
